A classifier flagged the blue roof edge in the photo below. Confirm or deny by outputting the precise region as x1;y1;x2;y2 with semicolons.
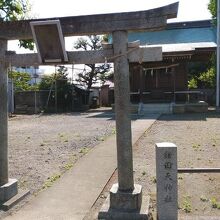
166;19;213;30
108;20;216;45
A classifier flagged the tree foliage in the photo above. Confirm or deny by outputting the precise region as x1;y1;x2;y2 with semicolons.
38;66;72;112
0;0;28;21
9;70;37;91
208;0;217;20
74;35;111;90
188;67;216;89
39;66;69;90
0;0;34;50
198;67;216;88
188;0;217;89
188;54;216;89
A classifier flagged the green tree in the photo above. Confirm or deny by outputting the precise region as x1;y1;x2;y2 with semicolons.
0;0;29;21
74;35;111;90
198;67;216;88
39;66;72;112
0;0;34;49
9;70;37;91
38;66;70;102
38;75;54;90
39;66;69;90
188;0;217;89
208;0;217;20
188;58;216;89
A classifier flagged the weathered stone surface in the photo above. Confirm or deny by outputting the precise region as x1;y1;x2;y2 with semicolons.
172;104;185;114
0;179;18;203
113;30;134;192
172;102;208;114
5;47;162;66
0;39;8;186
1;189;30;211
156;142;178;220
109;184;142;211
0;2;178;40
185;102;208;113
98;194;153;220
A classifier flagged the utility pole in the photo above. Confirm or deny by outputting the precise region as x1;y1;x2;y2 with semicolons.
216;0;220;107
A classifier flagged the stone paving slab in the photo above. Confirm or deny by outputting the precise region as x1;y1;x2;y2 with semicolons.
3;114;159;220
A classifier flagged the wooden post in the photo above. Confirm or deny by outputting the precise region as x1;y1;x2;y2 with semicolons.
113;30;134;191
0;39;9;186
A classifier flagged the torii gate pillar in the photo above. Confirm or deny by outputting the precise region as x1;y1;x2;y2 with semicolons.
0;40;18;205
113;31;134;191
98;31;152;219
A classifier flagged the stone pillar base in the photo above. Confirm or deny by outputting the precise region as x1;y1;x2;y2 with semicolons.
0;179;18;203
110;183;142;210
98;184;153;220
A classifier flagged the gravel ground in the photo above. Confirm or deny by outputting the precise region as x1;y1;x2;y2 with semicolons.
2;111;220;219
0;110;115;219
86;112;220;219
8;111;115;194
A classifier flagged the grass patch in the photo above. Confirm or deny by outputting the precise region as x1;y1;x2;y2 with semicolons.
181;196;192;213
95;136;106;142
151;176;157;184
42;174;61;189
210;197;220;209
200;195;209;202
79;147;89;154
58;133;69;143
192;144;200;151
112;128;116;134
63;163;74;171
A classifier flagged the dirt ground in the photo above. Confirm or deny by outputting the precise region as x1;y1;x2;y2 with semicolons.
1;111;220;219
0;110;115;219
85;112;220;219
8;111;116;194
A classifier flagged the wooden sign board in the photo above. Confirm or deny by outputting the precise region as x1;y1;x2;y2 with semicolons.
30;20;68;64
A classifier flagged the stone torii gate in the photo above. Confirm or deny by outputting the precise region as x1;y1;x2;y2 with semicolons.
0;2;178;218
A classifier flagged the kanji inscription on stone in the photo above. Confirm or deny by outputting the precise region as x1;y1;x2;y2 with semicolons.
156;142;178;220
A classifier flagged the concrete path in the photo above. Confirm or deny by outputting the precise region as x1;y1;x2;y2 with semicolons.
179;216;220;220
4;114;159;220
